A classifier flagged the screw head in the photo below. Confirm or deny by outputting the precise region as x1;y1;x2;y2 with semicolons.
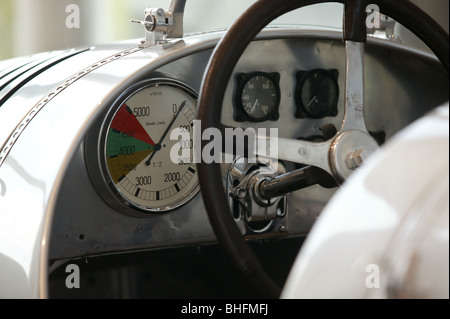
298;147;306;156
231;186;247;199
345;148;364;169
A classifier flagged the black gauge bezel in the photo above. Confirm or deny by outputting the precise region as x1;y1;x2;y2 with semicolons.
85;78;200;217
234;71;281;122
295;68;339;119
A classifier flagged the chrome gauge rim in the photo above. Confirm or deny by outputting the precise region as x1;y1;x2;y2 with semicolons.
98;78;200;215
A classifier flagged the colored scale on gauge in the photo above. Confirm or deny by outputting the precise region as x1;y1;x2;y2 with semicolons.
106;103;155;183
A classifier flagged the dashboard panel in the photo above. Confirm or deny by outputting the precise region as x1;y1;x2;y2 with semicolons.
47;32;449;260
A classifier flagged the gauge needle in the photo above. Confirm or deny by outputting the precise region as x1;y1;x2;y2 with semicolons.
251;99;259;114
306;95;317;108
306;84;322;108
145;100;186;166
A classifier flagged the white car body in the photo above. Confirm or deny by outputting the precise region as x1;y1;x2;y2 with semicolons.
283;104;449;299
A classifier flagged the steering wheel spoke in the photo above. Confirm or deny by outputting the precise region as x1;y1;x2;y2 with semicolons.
340;40;368;133
217;124;334;176
256;135;333;175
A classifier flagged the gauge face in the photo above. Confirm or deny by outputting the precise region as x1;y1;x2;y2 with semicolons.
295;69;339;119
103;80;199;213
235;72;280;122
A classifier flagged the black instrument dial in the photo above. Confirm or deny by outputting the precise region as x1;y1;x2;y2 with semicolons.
234;72;280;122
295;69;339;118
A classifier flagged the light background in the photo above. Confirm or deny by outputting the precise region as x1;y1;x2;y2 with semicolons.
0;0;448;61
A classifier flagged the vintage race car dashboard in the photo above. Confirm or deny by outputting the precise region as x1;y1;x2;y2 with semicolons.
0;0;448;299
42;31;447;261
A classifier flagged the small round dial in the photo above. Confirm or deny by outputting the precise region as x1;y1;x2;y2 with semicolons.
235;72;280;122
295;69;339;119
102;79;199;214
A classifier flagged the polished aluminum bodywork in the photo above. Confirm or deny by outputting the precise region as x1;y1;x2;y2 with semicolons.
0;27;448;298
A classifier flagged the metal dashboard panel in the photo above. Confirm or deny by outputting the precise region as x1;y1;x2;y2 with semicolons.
49;34;448;260
0;29;447;298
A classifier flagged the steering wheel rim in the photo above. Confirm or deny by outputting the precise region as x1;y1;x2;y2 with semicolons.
197;0;449;298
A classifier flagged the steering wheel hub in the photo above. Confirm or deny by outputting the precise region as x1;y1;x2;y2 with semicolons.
330;130;379;182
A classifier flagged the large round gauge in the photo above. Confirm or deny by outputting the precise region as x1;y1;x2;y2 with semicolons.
101;79;199;214
234;72;280;122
